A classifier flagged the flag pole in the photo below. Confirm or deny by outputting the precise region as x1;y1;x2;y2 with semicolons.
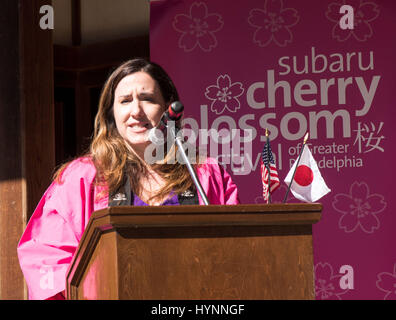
283;132;309;203
265;129;271;204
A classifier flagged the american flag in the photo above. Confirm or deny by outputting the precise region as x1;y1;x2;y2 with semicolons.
261;137;280;203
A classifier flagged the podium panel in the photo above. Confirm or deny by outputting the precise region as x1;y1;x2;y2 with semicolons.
67;204;322;300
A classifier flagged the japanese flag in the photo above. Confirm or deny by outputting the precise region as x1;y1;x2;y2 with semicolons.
285;145;331;202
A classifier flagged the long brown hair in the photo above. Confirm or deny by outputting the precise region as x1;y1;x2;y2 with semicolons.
55;58;197;203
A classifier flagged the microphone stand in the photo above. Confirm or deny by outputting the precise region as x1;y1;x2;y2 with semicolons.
170;125;210;205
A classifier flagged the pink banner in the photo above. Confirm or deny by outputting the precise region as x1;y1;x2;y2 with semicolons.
150;0;395;299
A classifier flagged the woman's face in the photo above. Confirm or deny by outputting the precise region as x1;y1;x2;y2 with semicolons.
113;71;166;157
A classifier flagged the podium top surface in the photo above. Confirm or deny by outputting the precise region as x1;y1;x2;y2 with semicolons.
90;203;322;228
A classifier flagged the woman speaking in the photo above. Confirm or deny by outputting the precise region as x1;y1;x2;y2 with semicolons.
17;58;240;300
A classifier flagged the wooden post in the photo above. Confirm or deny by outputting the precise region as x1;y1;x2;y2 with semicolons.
0;0;55;299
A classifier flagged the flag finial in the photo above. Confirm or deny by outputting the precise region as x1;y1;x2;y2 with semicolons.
303;132;309;144
265;128;269;137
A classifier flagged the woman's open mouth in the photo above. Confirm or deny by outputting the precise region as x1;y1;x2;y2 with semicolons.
128;122;150;133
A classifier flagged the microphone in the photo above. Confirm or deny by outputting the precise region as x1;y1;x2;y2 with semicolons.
163;101;184;124
148;101;184;144
146;100;210;204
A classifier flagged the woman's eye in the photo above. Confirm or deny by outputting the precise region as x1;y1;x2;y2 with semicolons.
121;99;130;104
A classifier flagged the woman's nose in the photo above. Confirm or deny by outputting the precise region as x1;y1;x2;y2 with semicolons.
129;100;144;118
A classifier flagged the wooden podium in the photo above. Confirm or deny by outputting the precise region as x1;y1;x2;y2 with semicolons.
66;204;321;300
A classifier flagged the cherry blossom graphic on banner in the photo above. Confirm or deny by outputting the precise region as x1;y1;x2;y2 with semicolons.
173;2;224;52
204;74;244;114
314;262;350;300
325;0;380;42
150;0;396;299
332;181;386;234
376;264;396;300
247;0;299;47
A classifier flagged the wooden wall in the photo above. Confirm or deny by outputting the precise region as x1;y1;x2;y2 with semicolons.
54;36;150;160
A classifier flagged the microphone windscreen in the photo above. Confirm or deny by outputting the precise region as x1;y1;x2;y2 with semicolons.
170;101;184;113
168;101;184;120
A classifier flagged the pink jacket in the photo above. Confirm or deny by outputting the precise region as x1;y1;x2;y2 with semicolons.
17;157;240;300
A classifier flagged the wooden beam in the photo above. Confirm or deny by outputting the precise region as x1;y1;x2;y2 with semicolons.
71;0;81;46
53;35;150;71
